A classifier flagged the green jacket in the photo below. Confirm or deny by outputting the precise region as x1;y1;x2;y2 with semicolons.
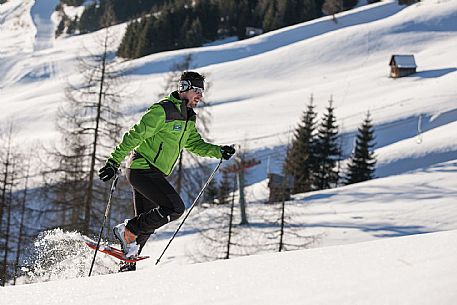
109;92;222;175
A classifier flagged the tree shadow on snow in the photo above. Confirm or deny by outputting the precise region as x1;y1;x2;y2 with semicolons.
301;193;337;202
292;222;433;238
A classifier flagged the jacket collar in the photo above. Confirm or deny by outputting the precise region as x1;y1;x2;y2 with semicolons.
167;91;196;120
168;91;183;106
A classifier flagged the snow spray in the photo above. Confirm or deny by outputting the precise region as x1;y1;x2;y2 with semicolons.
18;229;116;284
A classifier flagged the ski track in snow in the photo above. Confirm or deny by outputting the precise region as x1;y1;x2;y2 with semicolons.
31;0;58;51
30;0;59;80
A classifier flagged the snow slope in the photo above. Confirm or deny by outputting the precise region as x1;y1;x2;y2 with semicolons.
3;229;457;305
129;159;457;268
3;158;454;287
0;0;35;57
0;0;457;301
0;0;456;177
31;0;58;51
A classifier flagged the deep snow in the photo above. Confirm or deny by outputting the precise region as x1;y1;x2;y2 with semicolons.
3;229;457;305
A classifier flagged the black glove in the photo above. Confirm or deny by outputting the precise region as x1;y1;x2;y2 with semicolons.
99;159;119;182
220;145;236;160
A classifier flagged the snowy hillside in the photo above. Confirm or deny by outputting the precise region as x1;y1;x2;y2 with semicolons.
134;158;457;268
0;0;457;302
3;229;457;305
2;158;454;286
1;0;456;173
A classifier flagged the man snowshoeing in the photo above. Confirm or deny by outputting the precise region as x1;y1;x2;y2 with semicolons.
98;71;235;272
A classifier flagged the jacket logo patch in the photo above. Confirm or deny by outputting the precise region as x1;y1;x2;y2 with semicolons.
173;124;182;131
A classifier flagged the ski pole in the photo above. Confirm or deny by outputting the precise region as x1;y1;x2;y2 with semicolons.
155;158;223;265
88;170;120;277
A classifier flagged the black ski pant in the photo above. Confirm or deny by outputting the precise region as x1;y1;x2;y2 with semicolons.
124;167;185;254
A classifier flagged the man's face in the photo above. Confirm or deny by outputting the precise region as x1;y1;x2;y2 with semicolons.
181;87;204;108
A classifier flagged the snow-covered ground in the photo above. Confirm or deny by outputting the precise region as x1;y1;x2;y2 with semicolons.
4;229;457;305
30;0;58;51
137;159;457;267
0;0;457;303
1;0;456;174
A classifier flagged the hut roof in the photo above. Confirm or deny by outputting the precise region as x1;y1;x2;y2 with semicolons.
389;55;417;68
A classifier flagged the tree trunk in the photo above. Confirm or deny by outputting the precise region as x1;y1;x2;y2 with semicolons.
237;169;248;225
84;29;108;234
2;165;15;286
225;176;236;259
13;163;30;285
0;130;13;286
0;131;12;238
279;182;286;252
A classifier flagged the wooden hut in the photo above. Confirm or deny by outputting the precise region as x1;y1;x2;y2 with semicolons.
389;54;417;78
398;0;418;5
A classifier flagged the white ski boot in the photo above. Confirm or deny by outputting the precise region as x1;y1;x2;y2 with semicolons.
113;221;139;258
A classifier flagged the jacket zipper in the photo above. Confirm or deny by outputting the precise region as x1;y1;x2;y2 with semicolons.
170;119;189;170
153;142;163;163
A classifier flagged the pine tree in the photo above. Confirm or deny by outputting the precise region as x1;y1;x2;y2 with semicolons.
0;123;16;286
114;0;326;58
184;18;204;48
0;122;34;286
262;1;280;32
153;7;174;53
61;0;85;5
283;95;318;194
50;14;126;235
314;97;340;190
235;0;252;38
305;0;323;20
343;0;358;10
78;3;102;34
345;112;377;185
117;20;136;58
218;0;237;37
66;16;78;34
55;17;66;37
195;0;219;42
12;155;32;285
322;0;342;22
135;17;155;58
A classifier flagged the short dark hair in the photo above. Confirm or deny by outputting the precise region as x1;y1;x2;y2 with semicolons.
180;71;205;82
180;71;205;89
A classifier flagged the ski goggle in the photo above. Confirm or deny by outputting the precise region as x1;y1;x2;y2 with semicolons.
191;86;204;94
